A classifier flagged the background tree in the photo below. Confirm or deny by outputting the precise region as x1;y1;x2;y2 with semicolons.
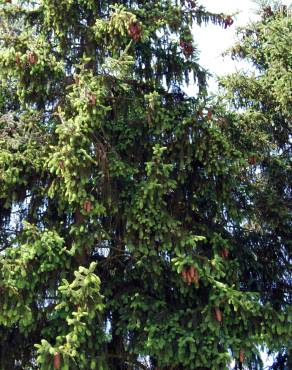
219;3;291;368
0;1;290;369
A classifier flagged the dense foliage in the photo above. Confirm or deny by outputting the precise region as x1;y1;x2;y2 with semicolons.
0;0;291;369
219;4;292;367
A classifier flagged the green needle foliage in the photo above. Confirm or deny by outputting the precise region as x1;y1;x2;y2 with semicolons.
0;1;290;369
219;3;292;368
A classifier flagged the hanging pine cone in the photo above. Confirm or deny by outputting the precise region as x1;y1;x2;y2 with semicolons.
224;16;234;29
214;307;222;322
27;51;38;65
128;22;143;42
248;156;257;165
180;40;194;58
53;352;61;369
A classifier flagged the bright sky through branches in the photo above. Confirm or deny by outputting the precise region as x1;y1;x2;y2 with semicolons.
191;0;290;93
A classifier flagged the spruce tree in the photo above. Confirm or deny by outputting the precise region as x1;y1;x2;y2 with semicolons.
219;3;292;368
0;1;290;369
